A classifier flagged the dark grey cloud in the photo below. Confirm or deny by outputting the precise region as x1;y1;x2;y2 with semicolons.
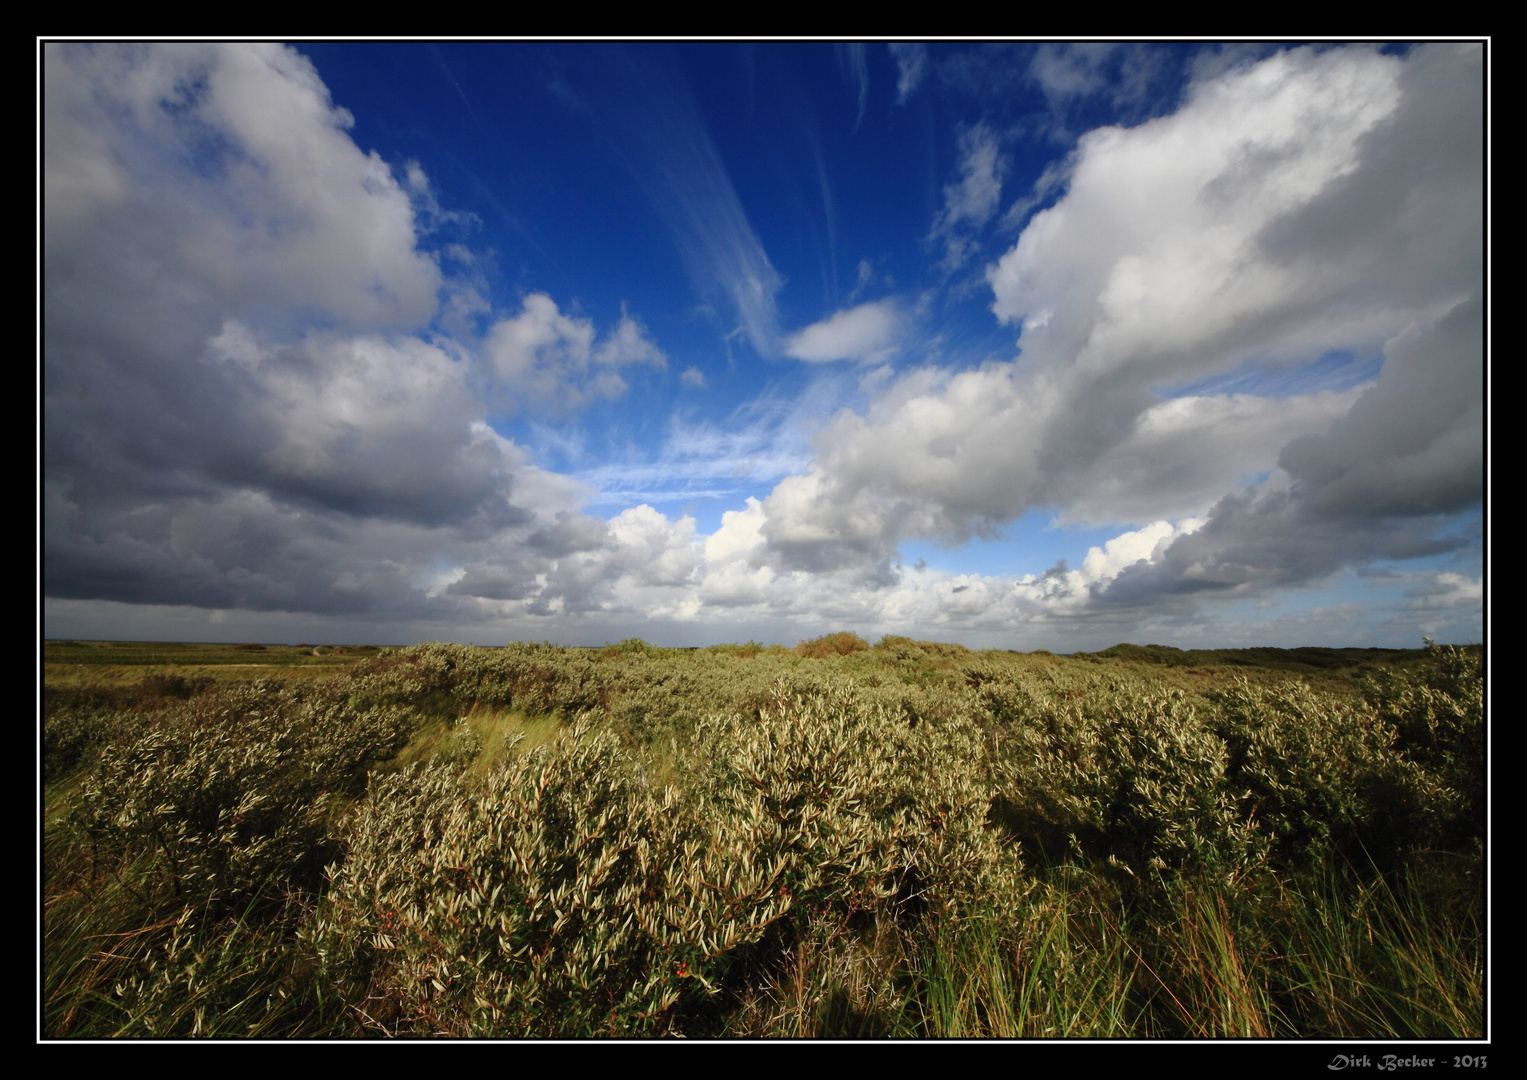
1278;295;1482;521
42;44;599;623
527;511;613;556
45;486;407;615
1095;293;1482;611
446;563;545;603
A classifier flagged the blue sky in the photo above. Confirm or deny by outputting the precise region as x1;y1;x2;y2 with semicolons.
42;42;1486;648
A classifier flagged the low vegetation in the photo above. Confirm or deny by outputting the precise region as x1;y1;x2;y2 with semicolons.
42;635;1484;1038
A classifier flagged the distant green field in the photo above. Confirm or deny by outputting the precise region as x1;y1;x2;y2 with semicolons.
44;640;385;664
1077;641;1443;673
42;640;384;685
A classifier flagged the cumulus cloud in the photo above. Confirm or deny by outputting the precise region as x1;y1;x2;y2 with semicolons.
750;363;1362;578
45;44;443;335
496;505;701;618
42;45;699;637
700;497;775;607
1097;293;1483;608
42;43;628;628
1408;573;1483;611
485;295;666;416
991;47;1412;373
1057;386;1369;526
785;300;903;363
685;501;1220;644
607;506;702;588
1080;519;1203;585
195;329;530;528
1275;297;1483;522
750;44;1482;620
46;46;477;507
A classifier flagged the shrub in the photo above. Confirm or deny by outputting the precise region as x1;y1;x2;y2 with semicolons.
710;641;766;659
44;639;1484;1037
44;705;134;783
1213;680;1455;870
306;680;1025;1036
306;719;694;1036
795;632;872;659
75;682;412;913
996;687;1265;885
1363;642;1483;848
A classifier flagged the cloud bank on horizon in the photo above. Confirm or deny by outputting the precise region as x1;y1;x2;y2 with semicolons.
42;42;1485;649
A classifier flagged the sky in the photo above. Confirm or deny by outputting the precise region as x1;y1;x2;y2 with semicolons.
40;41;1487;650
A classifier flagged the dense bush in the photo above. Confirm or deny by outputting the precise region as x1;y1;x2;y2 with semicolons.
794;632;872;659
993;685;1265;884
1213;680;1456;869
305;719;685;1036
44;636;1484;1038
304;680;1025;1036
1364;643;1484;848
44;704;133;783
76;681;413;912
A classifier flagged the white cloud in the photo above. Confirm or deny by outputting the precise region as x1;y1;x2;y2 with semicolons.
930;123;1006;270
44;44;568;619
448;503;702;618
607;505;702;588
989;46;1412;375
237;330;530;526
1408;572;1482;611
889;43;929;104
1026;45;1177;128
745;365;1355;576
45;43;443;333
943;125;1005;228
750;44;1482;618
1057;386;1370;526
1029;43;1116;104
484;294;666;416
43;43;664;629
785;300;903;364
569;388;819;506
839;43;869;128
681;366;706;388
1080;519;1199;584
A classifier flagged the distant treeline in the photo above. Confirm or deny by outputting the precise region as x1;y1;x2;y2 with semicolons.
1074;642;1464;672
45;636;1468;673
